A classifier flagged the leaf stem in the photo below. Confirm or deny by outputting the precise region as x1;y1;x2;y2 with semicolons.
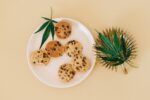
50;7;53;20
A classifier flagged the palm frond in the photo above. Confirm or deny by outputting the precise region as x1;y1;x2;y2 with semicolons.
95;28;137;74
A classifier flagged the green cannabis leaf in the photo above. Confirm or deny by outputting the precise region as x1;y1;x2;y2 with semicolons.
35;7;57;49
95;28;137;74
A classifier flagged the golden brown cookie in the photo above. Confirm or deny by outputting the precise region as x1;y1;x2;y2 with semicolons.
55;21;71;39
58;63;76;82
45;40;65;57
65;40;83;57
31;49;50;65
72;55;90;72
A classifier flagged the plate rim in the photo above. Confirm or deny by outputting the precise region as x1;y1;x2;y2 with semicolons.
26;17;96;88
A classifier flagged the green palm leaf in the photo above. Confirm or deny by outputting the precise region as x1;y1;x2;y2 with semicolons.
50;22;55;40
95;46;115;56
35;8;57;49
39;23;51;48
34;21;49;33
96;31;116;54
42;17;57;23
113;32;120;52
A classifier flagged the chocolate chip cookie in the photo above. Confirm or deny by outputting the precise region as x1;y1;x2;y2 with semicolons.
55;21;71;39
65;40;83;57
31;49;50;65
58;63;75;82
45;40;65;57
72;55;90;72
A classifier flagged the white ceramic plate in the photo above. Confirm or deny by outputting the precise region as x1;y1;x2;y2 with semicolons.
27;18;96;88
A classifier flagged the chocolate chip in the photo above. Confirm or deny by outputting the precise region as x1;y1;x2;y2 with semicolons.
83;64;86;66
57;42;61;46
67;25;69;28
76;67;79;70
66;46;69;49
77;51;80;54
43;53;47;58
60;70;62;73
53;48;56;51
68;53;71;57
82;59;85;62
64;32;67;35
73;72;75;75
54;44;57;46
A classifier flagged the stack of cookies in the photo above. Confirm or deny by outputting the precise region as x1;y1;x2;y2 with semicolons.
30;21;90;82
58;40;90;82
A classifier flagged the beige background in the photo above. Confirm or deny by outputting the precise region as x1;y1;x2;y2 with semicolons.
1;0;150;100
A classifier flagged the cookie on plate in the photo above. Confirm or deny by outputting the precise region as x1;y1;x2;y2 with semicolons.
45;40;65;57
72;55;90;72
65;40;83;57
31;49;50;65
55;21;71;39
58;63;76;82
